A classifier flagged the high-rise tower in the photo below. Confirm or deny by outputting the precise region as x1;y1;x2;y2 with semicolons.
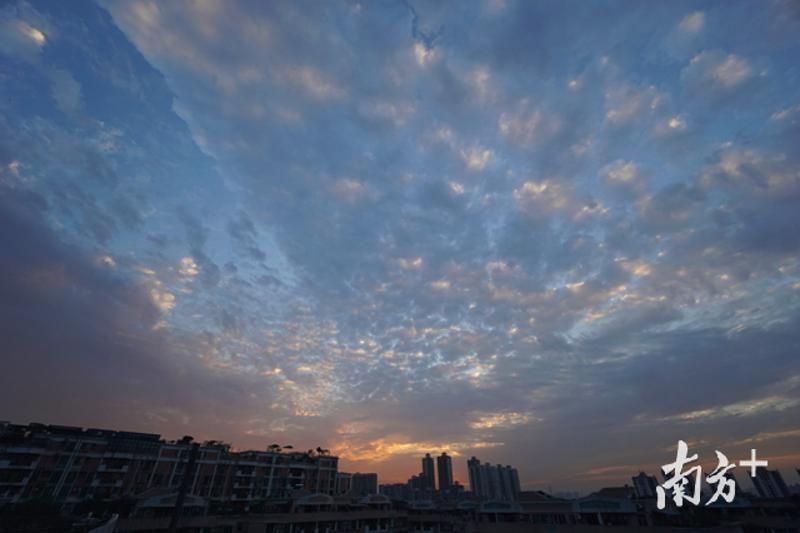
437;452;453;491
422;453;435;490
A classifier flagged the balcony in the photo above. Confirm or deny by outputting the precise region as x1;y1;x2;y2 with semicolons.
98;464;129;473
0;460;38;469
5;447;45;454
91;478;123;487
0;476;30;486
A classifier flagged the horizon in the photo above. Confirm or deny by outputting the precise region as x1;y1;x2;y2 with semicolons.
3;418;796;495
2;0;800;498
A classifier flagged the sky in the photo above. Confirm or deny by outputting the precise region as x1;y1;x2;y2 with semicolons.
1;0;799;492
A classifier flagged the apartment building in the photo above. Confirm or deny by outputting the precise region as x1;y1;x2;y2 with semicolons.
0;422;337;509
467;457;521;502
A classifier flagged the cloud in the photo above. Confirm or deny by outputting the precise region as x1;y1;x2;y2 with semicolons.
468;411;539;429
513;179;573;216
283;65;345;101
604;83;662;126
498;101;561;147
0;7;49;60
178;256;199;278
636;182;706;231
655;396;800;423
0;0;798;491
460;146;492;171
678;12;705;34
0;185;280;438
47;68;82;113
770;103;800;122
682;50;753;93
227;211;267;262
652;114;690;138
601;159;646;195
329;178;372;204
413;42;438;66
178;210;221;288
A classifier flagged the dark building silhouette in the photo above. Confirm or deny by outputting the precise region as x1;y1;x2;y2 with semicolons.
467;456;521;501
336;472;352;494
0;422;338;508
4;422;800;532
437;452;453;491
632;471;659;498
421;453;435;490
379;482;408;501
753;468;791;499
351;472;379;495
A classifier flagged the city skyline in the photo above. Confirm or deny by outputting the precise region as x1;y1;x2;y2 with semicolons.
4;420;796;532
2;0;800;494
4;418;797;496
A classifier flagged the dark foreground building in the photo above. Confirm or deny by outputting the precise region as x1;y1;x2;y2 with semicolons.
2;422;799;532
0;422;337;510
110;490;797;533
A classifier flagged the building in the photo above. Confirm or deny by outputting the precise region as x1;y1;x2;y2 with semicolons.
335;472;352;494
111;487;800;532
421;453;435;490
631;471;658;498
437;452;453;491
449;480;465;496
350;472;378;495
467;457;521;501
379;482;408;501
500;465;520;501
116;492;406;532
0;422;338;509
752;468;791;499
468;456;487;498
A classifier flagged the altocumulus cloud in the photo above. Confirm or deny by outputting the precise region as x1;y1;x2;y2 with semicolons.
0;0;799;489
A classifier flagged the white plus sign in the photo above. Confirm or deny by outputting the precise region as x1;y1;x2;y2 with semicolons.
739;449;768;477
